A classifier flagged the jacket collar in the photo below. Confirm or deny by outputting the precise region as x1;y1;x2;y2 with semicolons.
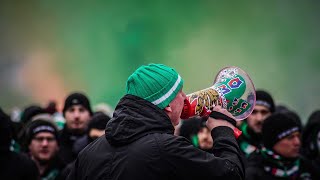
105;94;174;146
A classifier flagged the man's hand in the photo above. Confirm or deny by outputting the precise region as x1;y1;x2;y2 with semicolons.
206;105;236;131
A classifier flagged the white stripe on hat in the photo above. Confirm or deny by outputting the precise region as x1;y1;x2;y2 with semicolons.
255;100;271;109
152;75;182;106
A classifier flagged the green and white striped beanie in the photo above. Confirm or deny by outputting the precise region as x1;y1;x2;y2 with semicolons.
126;64;184;109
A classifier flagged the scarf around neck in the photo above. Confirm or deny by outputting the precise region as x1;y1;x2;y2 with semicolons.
260;147;300;178
239;122;262;156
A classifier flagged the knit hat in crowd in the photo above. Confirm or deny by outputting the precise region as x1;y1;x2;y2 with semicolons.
26;119;58;145
126;64;184;109
62;92;93;116
262;113;302;149
88;112;111;131
20;105;46;124
256;90;275;113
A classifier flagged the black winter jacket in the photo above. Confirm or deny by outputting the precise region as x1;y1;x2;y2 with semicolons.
0;150;39;180
58;125;86;164
67;95;245;180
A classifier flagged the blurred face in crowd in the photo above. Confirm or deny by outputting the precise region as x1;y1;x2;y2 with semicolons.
273;131;301;158
165;89;187;126
198;127;213;150
247;105;271;133
65;105;91;131
29;132;59;162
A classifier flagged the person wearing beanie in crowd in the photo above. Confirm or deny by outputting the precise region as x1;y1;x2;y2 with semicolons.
73;111;111;154
275;104;303;129
67;63;244;180
58;92;93;164
0;107;39;180
246;113;319;180
58;112;111;180
16;105;47;148
238;90;275;157
301;110;320;174
179;116;214;153
26;118;66;180
20;105;47;124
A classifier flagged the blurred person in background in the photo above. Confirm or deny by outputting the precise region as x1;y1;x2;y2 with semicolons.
179;116;213;152
0;107;39;180
58;92;93;164
19;107;54;153
59;112;111;179
238;90;275;157
17;105;47;148
246;113;318;180
26;118;65;180
73;111;111;154
301;110;320;173
45;100;58;115
20;105;47;125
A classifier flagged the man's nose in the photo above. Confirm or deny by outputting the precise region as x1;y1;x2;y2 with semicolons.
293;136;301;146
73;110;81;118
41;139;49;146
255;113;264;122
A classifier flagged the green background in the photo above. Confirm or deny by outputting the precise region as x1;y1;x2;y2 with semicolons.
1;0;319;122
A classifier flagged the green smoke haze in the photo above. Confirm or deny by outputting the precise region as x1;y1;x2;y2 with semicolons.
1;1;319;121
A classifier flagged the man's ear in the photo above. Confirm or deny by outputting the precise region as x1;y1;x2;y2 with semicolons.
164;104;172;112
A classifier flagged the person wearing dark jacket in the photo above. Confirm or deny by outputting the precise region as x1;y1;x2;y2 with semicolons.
246;113;319;180
25;118;66;180
73;112;111;154
301;110;320;174
67;63;245;180
58;92;93;164
238;90;275;157
0;107;39;180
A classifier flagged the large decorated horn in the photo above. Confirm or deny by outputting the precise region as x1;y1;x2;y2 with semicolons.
181;66;256;121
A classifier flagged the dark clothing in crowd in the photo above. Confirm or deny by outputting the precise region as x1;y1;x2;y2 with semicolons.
58;127;86;164
0;151;39;180
39;155;66;180
238;121;263;157
0;108;39;180
302;110;320;173
246;150;319;180
57;161;75;180
73;112;110;154
73;135;91;155
67;95;245;180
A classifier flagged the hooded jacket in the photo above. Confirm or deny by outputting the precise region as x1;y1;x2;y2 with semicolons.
67;95;245;180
